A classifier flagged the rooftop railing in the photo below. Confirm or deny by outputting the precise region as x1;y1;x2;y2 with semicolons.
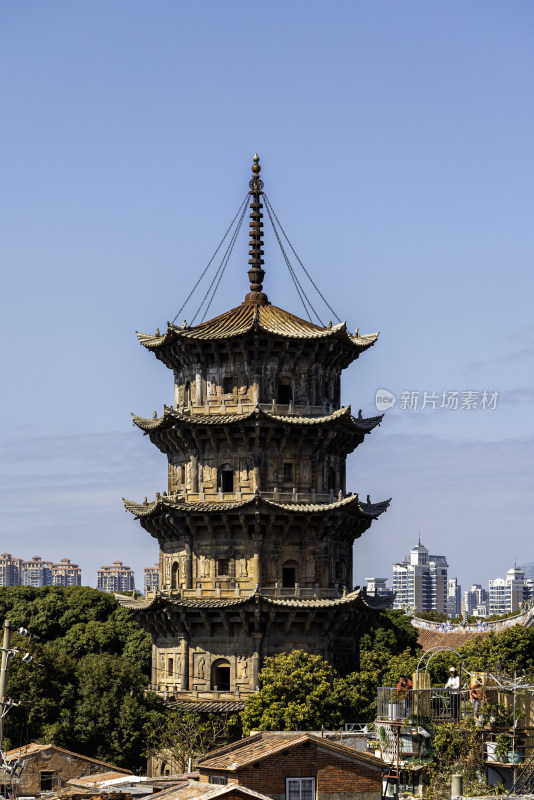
377;687;470;724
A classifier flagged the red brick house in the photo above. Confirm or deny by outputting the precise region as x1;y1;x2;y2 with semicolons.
194;733;385;800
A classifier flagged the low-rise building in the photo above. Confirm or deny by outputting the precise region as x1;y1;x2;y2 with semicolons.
194;732;384;800
0;743;131;796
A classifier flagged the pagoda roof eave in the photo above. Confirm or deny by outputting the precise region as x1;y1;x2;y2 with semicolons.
121;492;391;520
131;405;383;434
136;303;378;353
116;587;384;612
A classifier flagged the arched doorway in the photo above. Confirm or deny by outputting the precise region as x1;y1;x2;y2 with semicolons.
211;659;231;692
171;561;179;590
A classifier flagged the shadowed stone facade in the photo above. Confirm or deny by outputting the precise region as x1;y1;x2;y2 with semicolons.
120;157;391;712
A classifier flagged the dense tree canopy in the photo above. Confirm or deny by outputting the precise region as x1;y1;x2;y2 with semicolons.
0;586;160;769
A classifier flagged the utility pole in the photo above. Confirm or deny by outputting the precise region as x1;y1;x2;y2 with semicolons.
0;619;13;753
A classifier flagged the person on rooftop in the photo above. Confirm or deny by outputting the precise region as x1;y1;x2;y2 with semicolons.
445;666;461;720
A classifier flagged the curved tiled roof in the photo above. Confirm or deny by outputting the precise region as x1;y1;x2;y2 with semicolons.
116;587;385;613
132;405;383;434
122;492;390;519
137;303;378;351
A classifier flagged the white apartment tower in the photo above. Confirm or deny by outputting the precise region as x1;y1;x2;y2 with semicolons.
489;566;526;615
392;541;448;614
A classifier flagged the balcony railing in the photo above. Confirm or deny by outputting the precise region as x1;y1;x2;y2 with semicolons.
377;687;470;723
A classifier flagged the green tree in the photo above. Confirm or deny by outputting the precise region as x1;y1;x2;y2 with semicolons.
360;610;419;656
143;708;232;772
241;651;353;734
0;586;156;770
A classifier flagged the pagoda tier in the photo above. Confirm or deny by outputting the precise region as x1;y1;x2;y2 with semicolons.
131;405;382;500
137;305;378;418
119;587;392;706
123;493;389;597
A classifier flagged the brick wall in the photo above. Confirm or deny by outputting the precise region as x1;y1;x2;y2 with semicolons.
198;742;382;798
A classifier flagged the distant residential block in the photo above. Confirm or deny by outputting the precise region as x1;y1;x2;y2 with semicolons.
97;560;135;593
52;558;82;586
144;564;159;593
392;541;448;614
365;577;394;600
0;553;23;586
447;577;462;617
462;583;489;616
21;556;53;587
489;566;532;615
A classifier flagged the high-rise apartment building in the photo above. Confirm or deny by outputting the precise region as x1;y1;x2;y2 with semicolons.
97;561;135;593
446;578;462;617
392;542;448;613
489;566;527;615
0;553;23;586
462;584;489;617
144;564;159;594
52;558;82;586
21;556;53;587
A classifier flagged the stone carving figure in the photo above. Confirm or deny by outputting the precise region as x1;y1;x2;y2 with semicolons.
202;557;211;578
240;558;248;578
196;655;206;679
238;657;248;679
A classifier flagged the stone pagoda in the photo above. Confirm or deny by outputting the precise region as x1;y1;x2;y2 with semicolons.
121;156;390;712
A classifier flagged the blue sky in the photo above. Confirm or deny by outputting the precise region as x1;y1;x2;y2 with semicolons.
1;2;533;593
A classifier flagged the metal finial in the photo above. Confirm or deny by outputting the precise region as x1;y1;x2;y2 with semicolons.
244;154;268;306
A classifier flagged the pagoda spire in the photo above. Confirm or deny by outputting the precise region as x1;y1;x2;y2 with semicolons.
244;154;268;305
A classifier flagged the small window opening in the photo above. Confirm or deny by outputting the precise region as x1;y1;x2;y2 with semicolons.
219;465;234;493
283;463;293;483
282;560;298;589
209;776;228;785
223;376;233;394
217;559;229;576
184;381;191;406
212;660;231;691
40;772;55;793
277;380;293;404
168;657;174;677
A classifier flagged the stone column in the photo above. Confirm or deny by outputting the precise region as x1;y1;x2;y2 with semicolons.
180;640;189;691
185;538;193;589
151;644;158;690
190;454;198;493
251;546;261;586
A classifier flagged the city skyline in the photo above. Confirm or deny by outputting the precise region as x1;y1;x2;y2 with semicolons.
2;3;533;591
